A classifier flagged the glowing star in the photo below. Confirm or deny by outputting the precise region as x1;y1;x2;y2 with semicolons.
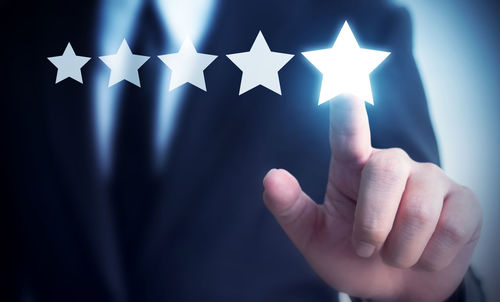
158;39;217;91
99;39;150;87
302;21;390;105
47;43;90;84
227;31;294;95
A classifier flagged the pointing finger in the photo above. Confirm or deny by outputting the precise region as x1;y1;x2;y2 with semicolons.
330;94;372;166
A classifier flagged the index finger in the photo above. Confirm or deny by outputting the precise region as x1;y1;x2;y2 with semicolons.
329;94;373;165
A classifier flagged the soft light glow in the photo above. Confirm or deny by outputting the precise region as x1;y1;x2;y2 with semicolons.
153;0;218;168
154;0;217;46
93;0;144;176
302;21;390;105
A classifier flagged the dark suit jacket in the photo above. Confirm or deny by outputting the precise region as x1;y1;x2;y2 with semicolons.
0;0;484;301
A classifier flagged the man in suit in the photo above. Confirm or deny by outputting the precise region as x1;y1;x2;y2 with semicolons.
0;0;485;301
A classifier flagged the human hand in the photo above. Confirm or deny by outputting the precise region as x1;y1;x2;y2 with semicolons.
263;95;482;302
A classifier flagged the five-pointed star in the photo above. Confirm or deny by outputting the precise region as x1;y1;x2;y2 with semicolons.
227;31;294;95
47;42;91;84
302;21;390;105
99;39;150;87
158;39;217;91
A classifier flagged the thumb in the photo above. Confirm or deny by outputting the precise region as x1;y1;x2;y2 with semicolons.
263;169;321;251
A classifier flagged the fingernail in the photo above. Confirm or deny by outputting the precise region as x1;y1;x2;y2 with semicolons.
355;241;375;258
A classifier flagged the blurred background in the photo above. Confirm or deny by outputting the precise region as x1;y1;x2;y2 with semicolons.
1;0;499;300
397;0;500;300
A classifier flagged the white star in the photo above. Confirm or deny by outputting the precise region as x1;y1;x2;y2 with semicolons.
47;43;90;84
158;39;217;91
227;31;294;95
99;39;150;87
302;21;390;105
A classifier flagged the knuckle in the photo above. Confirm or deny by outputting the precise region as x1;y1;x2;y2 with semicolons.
453;185;483;231
388;147;409;161
458;185;478;204
439;219;467;246
461;187;483;229
420;162;443;178
364;149;409;184
402;202;433;228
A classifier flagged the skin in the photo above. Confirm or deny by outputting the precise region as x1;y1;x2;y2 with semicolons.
262;95;482;302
